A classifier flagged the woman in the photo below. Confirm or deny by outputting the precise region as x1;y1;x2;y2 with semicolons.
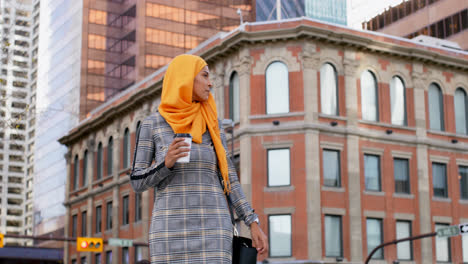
130;54;268;263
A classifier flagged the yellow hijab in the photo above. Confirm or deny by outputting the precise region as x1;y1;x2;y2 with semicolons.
158;54;231;194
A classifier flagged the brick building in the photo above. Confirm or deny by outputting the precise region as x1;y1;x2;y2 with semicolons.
59;18;468;263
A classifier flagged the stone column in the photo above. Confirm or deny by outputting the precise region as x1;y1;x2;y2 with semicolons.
238;49;252;127
112;187;119;264
87;139;95;192
64;150;72;262
412;63;432;263
299;42;320;123
112;128;120;181
300;42;322;259
343;52;363;262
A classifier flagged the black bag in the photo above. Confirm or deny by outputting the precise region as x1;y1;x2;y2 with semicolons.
232;235;258;264
218;176;258;264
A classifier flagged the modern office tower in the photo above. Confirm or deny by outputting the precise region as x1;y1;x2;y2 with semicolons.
363;0;468;50
34;0;83;246
80;0;253;118
256;0;347;26
0;0;36;246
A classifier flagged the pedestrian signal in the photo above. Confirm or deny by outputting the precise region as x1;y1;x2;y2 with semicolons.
77;237;103;252
0;233;3;248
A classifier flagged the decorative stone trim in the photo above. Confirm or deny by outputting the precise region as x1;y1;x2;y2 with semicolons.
263;186;295;192
264;207;295;215
394;213;415;221
432;216;452;223
429;155;450;164
364;210;386;218
262;141;294;150
361;147;385;156
320;141;344;151
322;207;346;216
321;186;345;192
391;151;413;159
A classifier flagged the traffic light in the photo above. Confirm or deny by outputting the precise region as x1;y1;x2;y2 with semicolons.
76;237;103;252
0;233;3;248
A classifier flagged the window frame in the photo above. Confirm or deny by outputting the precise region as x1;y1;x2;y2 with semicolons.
73;155;79;190
394;158;410;194
268;214;292;258
267;148;291;187
122;195;129;226
390;76;407;126
320;63;339;116
107;137;113;176
428;83;445;131
83;150;88;187
454;87;468;135
81;211;87;236
106;201;112;230
265;61;289;115
324;214;343;257
364;154;382;192
432;162;448;198
72;214;77;237
95;205;102;234
366;218;384;259
396;220;413;260
123;128;130;169
322;149;341;188
135;193;142;222
229;71;240;123
97;142;103;180
459;165;468;200
361;70;379;122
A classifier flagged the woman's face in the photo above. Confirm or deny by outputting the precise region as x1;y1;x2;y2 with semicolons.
192;66;212;102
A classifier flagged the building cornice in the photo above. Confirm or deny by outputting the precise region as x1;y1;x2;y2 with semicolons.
59;19;468;146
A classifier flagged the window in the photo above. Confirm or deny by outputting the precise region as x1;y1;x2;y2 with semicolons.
134;246;143;262
435;223;451;262
361;70;379;121
105;250;112;264
390;76;406;125
96;206;102;233
229;72;240;122
320;63;338;116
89;10;107;25
122;195;129;225
73;155;79;190
463;233;468;263
428;83;445;131
122;247;129;264
323;149;341;187
123;128;130;169
97;142;103;180
366;218;383;259
107;137;113;176
394;158;410;194
432;163;448;198
325;215;342;257
269;215;292;257
82;150;88;187
81;211;87;236
88;34;106;50
95;253;101;264
81;256;87;264
72;214;77;237
396;221;412;260
106;201;112;230
266;62;289;114
135;193;142;222
364;154;381;191
459;165;468;200
454;88;468;134
267;149;290;186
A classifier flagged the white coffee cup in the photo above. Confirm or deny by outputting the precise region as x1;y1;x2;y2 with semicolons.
174;133;192;163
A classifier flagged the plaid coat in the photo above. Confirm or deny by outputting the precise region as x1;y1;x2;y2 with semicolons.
130;112;258;263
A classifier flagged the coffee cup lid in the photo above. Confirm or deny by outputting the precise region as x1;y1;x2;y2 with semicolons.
174;133;192;138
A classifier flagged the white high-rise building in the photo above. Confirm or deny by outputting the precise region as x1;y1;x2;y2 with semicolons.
0;0;39;246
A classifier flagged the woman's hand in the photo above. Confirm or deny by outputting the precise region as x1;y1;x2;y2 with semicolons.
250;222;269;259
164;137;190;169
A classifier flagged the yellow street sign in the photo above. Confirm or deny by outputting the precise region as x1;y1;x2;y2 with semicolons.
0;233;3;248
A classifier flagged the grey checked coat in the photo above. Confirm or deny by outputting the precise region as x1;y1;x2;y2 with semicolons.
130;112;258;263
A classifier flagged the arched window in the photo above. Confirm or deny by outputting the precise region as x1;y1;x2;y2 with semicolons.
266;61;289;114
361;70;378;121
455;88;468;134
107;137;113;176
82;150;88;187
123;128;130;168
390;76;407;126
428;83;444;131
97;142;103;180
73;155;79;190
229;72;240;122
320;63;338;115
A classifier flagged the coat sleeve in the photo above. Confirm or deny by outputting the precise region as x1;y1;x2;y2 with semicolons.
220;125;259;226
130;117;173;193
